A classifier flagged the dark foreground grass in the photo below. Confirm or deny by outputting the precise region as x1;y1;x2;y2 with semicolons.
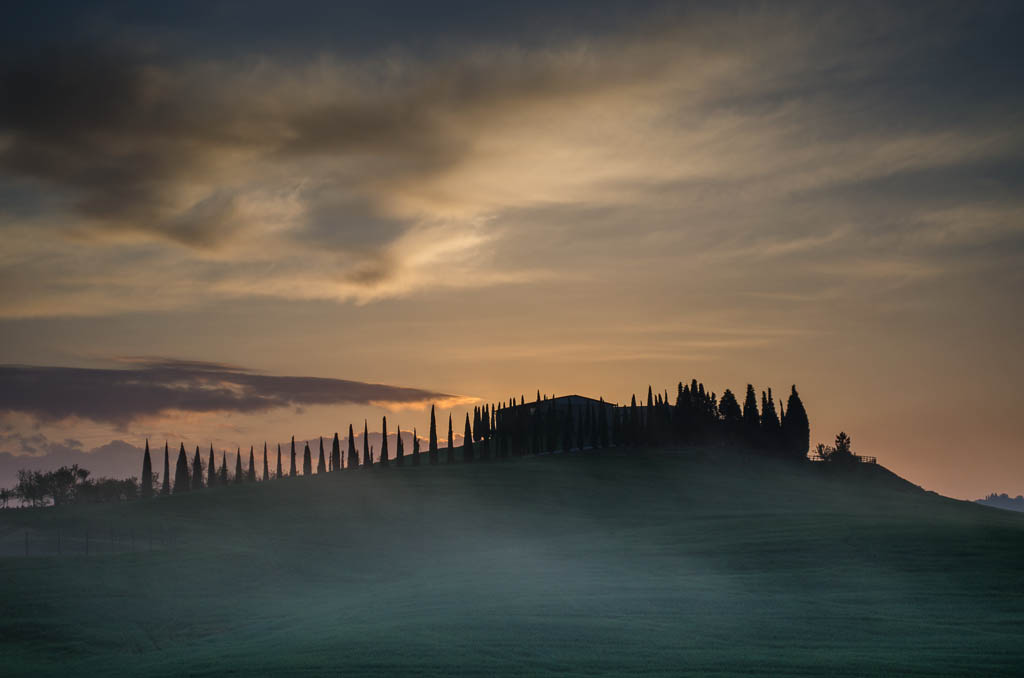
1;448;1022;676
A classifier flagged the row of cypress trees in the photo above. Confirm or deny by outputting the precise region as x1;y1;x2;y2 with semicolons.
140;381;810;497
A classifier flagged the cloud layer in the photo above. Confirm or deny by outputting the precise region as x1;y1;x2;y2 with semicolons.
1;4;1018;317
0;359;454;426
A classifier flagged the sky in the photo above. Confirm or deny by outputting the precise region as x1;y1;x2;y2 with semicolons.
0;1;1022;499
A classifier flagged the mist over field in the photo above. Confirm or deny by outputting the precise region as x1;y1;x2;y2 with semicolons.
3;450;1023;676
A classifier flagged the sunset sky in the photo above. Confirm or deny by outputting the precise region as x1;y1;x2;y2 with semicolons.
1;1;1021;499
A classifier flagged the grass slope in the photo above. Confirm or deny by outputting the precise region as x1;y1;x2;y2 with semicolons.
1;448;1022;677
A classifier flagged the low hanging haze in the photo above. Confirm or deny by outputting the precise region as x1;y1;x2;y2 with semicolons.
0;1;1021;499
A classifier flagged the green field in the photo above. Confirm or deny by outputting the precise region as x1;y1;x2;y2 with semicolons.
1;448;1022;676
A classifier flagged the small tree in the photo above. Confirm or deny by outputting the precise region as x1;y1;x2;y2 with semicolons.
219;451;228;486
234;448;244;484
413;429;420;462
263;443;269;481
396;426;405;466
247;446;257;483
446;413;454;464
834;432;853;458
362;421;371;467
303;442;312;476
192;446;204;490
463;413;475;463
429;405;439;465
276;443;283;479
208;445;217;487
161;442;171;496
332;433;341;472
317;437;326;474
141;440;153;499
174;443;190;493
290;437;297;477
347;424;358;469
380;417;389;467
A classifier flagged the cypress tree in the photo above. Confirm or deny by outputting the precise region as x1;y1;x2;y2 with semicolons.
362;421;371;467
317;437;326;474
742;385;760;444
303;441;312;475
276;443;283;479
463;413;474;462
629;395;639;446
428;406;439;465
220;451;228;486
208;445;216;487
446;413;454;464
380;416;389;467
234;448;244;484
263;442;269;481
161;442;171;496
347;424;358;469
781;385;810;460
141;440;153;499
332;433;341;472
290;437;297;477
396;426;405;466
192;446;203;490
413;428;420;461
174;443;190;493
247;446;257;482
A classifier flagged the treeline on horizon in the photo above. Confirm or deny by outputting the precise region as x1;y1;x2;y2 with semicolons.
4;380;813;507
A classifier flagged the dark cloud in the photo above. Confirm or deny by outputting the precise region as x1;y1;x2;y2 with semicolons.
0;359;453;426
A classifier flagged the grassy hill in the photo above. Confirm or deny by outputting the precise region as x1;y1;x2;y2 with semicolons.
1;448;1022;676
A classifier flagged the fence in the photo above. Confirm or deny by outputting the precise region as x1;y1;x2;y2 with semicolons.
809;453;877;464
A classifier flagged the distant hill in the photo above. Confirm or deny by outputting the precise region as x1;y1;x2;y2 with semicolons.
976;493;1024;512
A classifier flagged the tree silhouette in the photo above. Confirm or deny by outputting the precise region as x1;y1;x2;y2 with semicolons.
331;433;341;472
347;424;358;469
362;421;370;467
219;451;228;486
742;385;760;444
247;446;257;482
463;413;474;463
317;437;326;474
782;385;810;460
446;413;454;464
234;448;244;485
290;437;297;477
161;442;171;496
396;425;405;466
174;443;190;493
141;440;153;499
263;443;269;481
192;446;203;490
208;445;216;487
834;431;853;458
380;416;389;467
276;443;283;479
413;428;420;461
429;405;439;465
303;441;312;476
